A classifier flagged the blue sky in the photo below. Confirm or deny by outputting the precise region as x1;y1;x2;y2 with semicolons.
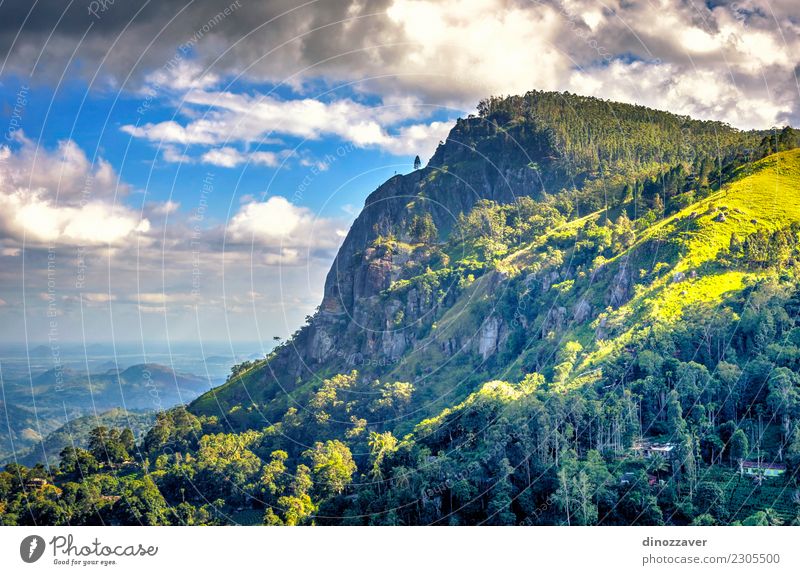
0;73;444;217
0;0;797;347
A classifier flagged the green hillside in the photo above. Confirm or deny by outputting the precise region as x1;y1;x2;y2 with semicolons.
4;92;800;526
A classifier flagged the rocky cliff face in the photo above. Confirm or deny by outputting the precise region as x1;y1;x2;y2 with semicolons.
303;117;561;364
230;115;558;385
323;116;558;313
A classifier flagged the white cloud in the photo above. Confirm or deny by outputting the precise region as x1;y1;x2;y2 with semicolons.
136;292;196;305
144;60;220;92
81;293;116;304
0;139;149;246
200;147;282;168
376;121;453;158
201;147;244;168
115;0;800;165
384;0;566;100
5;0;799;130
162;145;192;164
227;196;347;260
0;138;342;344
0;191;150;244
122;90;456;161
1;134;127;201
149;200;181;216
568;60;792;130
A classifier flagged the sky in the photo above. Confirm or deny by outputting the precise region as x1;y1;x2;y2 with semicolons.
0;0;797;348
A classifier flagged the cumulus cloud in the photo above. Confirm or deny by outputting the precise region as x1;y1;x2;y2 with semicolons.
148;200;181;216
136;292;197;305
80;293;117;304
0;138;149;246
143;60;221;92
0;193;150;245
376;121;453;158
0;138;345;344
227;195;347;264
567;60;793;130
9;0;795;167
1;134;126;201
2;0;798;130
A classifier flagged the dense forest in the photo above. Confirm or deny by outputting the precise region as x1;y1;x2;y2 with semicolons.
3;91;800;526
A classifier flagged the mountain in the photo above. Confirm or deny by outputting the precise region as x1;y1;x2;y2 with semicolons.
180;92;800;524
189;91;774;425
4;91;800;526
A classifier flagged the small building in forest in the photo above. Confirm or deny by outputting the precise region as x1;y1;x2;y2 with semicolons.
24;477;48;490
740;461;786;478
632;440;677;460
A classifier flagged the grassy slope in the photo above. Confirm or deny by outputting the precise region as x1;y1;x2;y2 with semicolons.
648;148;800;318
574;148;800;375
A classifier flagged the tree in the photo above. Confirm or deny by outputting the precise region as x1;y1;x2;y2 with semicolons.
410;213;438;244
88;427;129;466
691;513;717;526
730;428;749;466
367;431;398;482
666;390;686;435
486;458;516;525
742;509;784;526
143;407;201;455
59;447;98;475
788;425;800;471
678;433;698;497
553;341;583;387
413;155;422;170
196;431;261;503
304;440;357;498
112;476;169;525
694;481;726;520
777;126;798;152
766;368;800;440
119;428;135;454
260;450;289;499
612;212;635;251
272;464;316;526
647;453;668;479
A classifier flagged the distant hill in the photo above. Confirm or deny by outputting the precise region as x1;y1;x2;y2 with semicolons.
0;363;211;461
0;401;47;459
20;363;211;412
7;409;156;467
